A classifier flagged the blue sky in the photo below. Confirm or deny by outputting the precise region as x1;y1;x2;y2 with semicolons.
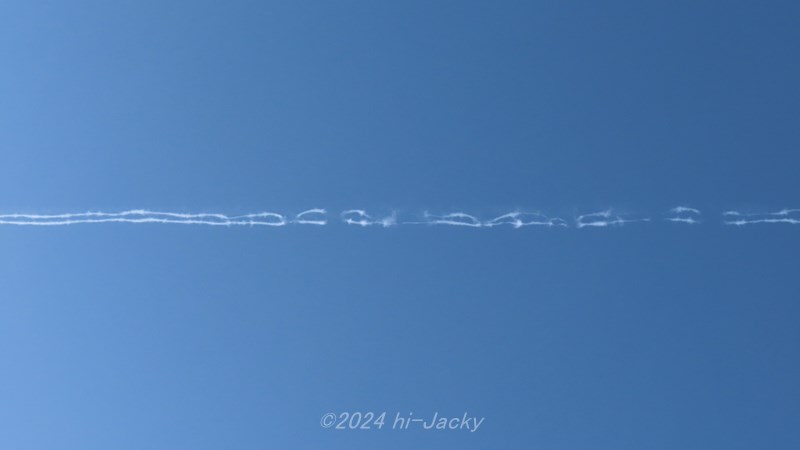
1;1;799;449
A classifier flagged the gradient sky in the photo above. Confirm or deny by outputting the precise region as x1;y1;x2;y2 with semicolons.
1;1;799;449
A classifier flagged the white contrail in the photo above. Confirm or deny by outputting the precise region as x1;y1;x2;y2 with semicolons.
665;206;702;224
341;210;396;227
576;210;650;228
0;209;291;227
0;210;231;220
483;212;568;228
293;209;327;225
2;207;798;228
0;218;283;226
670;206;701;214
403;211;568;228
723;209;800;226
666;217;700;224
413;212;484;227
230;212;287;225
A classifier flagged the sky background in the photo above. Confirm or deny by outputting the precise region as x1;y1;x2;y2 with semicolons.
1;1;799;449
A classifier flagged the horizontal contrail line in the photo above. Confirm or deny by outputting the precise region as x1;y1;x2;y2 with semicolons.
0;218;287;226
723;209;800;226
1;207;798;228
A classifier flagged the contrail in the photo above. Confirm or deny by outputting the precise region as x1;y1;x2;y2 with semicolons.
293;209;327;225
723;209;800;226
0;218;284;226
671;206;701;214
0;210;231;221
665;206;702;224
483;212;568;228
413;212;484;227
0;209;294;227
341;210;396;227
575;210;650;228
402;211;568;228
2;207;799;228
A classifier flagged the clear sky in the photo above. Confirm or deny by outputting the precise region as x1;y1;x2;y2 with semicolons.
1;1;799;449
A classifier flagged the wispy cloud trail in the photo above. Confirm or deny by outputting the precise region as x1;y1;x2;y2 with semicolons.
575;210;650;228
402;211;568;228
293;209;327;225
483;212;568;228
0;210;293;227
412;212;484;227
723;209;800;226
341;210;396;227
1;207;798;229
0;210;230;221
665;206;702;224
